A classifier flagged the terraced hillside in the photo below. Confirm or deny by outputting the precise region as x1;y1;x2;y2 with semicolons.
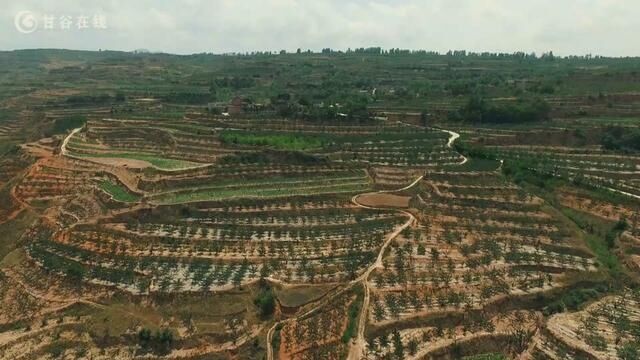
1;49;640;360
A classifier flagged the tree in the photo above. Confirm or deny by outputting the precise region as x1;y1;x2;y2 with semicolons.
430;247;440;263
226;316;243;344
156;329;174;352
618;342;640;360
65;262;85;281
408;338;418;355
450;96;550;124
420;111;428;127
138;328;152;348
392;330;404;359
138;328;173;354
254;286;276;317
379;334;389;349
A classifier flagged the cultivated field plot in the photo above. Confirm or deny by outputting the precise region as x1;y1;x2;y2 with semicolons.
210;117;465;166
144;167;371;205
63;118;221;170
275;285;363;360
361;169;599;358
488;146;640;198
533;290;640;359
455;124;640;199
28;194;406;293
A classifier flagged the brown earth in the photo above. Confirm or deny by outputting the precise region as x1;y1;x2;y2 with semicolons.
356;193;411;208
83;157;152;169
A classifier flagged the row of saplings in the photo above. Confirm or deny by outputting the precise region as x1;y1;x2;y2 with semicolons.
366;311;534;359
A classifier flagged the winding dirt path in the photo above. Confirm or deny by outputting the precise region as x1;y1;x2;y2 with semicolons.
60;127;82;156
346;195;417;360
439;128;467;165
391;119;466;165
346;125;464;360
266;202;416;360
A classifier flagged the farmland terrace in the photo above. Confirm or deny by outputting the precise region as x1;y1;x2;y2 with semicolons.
0;49;639;359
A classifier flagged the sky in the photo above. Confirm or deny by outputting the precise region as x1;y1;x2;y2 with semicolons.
1;0;639;57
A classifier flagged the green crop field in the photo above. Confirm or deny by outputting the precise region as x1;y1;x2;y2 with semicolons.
98;180;141;203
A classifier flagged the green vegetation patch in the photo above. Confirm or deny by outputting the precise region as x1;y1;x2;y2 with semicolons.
560;207;623;276
150;174;370;204
341;298;361;343
72;151;206;170
98;180;141;203
254;285;276;318
542;284;608;315
342;286;364;344
220;130;328;151
276;285;332;308
449;96;551;124
602;125;640;152
52;115;86;134
463;354;507;360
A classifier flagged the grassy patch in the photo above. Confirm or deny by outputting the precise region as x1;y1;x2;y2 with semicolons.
276;284;333;308
0;142;18;157
271;324;282;356
154;182;369;204
254;285;276;318
341;299;360;343
341;286;364;344
463;354;507;360
76;290;257;339
98;180;141;203
499;162;625;277
542;284;608;315
220;130;328;151
150;174;370;204
72;151;205;170
560;207;622;275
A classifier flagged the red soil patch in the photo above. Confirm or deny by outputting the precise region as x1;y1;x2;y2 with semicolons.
357;193;410;208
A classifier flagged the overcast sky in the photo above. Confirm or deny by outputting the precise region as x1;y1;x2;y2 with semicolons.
1;0;638;57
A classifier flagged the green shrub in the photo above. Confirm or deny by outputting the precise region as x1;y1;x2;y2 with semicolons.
220;131;327;151
543;287;605;315
341;299;360;343
52;116;86;134
602;126;640;152
137;327;174;354
450;96;550;124
254;287;276;317
618;341;640;360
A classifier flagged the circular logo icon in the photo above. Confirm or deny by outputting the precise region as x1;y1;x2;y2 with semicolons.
15;11;38;34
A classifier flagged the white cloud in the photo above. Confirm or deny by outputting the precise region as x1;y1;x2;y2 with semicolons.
0;0;638;56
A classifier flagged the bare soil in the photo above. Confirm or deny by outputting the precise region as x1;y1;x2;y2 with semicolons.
83;156;152;169
356;193;411;208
